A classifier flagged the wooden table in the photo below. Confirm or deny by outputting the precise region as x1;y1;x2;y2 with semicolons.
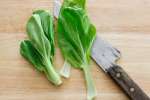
0;0;150;100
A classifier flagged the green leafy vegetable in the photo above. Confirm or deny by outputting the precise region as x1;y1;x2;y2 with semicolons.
20;40;44;72
57;0;96;99
20;10;62;86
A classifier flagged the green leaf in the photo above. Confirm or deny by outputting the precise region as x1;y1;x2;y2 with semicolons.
58;6;96;68
20;40;44;71
63;0;86;9
58;0;96;99
26;14;51;59
33;10;55;59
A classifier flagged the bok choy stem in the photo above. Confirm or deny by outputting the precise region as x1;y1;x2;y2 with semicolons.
44;57;62;85
60;60;71;78
82;64;96;100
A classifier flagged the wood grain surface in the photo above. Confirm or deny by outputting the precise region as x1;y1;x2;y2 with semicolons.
0;0;150;100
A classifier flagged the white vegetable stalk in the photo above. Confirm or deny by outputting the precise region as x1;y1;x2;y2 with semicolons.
60;60;71;78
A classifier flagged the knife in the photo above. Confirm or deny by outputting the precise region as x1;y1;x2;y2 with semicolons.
91;37;150;100
53;1;150;100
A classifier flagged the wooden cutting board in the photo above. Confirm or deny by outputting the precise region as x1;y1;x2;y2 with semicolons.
0;0;150;100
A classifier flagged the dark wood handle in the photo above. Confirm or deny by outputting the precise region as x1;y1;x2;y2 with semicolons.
107;65;150;100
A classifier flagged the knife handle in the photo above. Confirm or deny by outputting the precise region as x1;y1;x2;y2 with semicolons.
107;64;150;100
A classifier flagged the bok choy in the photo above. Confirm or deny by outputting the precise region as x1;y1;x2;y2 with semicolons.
57;0;96;99
20;10;62;86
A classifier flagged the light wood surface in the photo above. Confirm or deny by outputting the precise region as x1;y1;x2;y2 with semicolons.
0;0;150;100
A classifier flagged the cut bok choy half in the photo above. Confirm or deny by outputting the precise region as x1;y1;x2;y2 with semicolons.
57;0;97;99
20;10;62;86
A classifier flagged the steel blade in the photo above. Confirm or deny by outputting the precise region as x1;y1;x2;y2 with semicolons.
91;36;121;72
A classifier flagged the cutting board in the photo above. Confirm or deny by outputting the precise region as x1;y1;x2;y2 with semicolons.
0;0;150;100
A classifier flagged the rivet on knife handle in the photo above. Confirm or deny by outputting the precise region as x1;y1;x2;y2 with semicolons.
107;65;150;100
